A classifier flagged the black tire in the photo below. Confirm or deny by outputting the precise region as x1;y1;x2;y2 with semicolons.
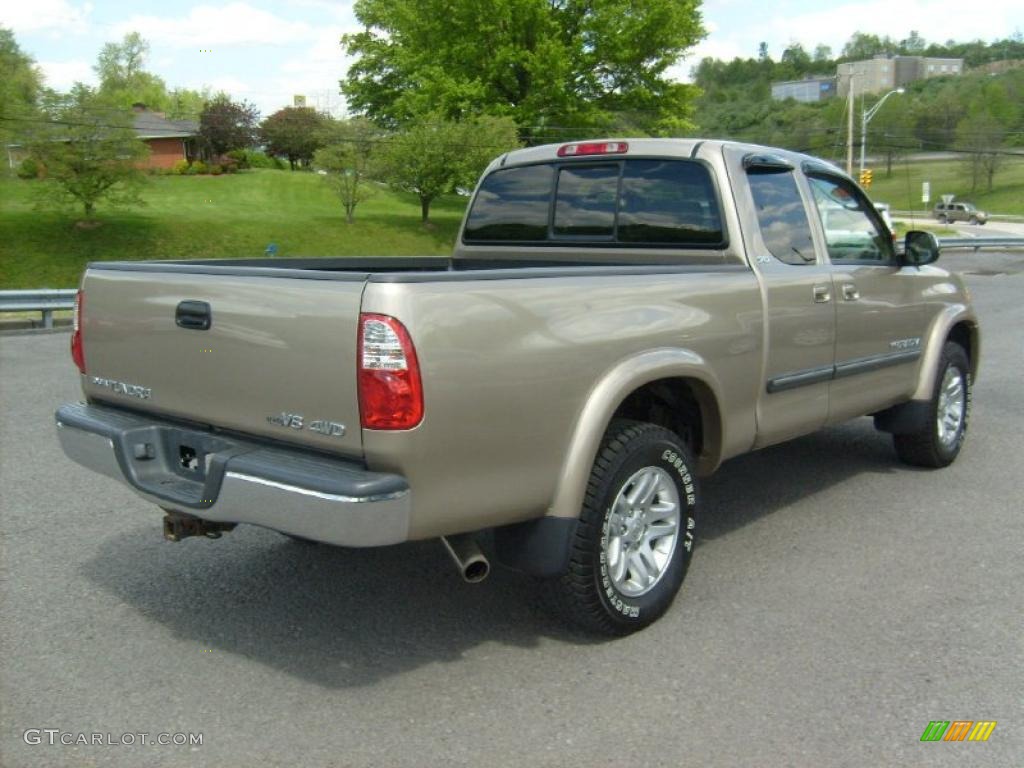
546;419;698;636
894;342;971;468
969;216;979;225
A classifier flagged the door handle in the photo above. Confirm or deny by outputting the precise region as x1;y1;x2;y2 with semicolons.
841;284;860;301
813;284;832;303
175;300;212;330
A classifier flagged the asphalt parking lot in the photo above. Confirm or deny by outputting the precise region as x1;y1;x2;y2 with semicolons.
1;251;1021;767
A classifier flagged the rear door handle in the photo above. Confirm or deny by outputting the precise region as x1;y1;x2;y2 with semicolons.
813;284;832;303
841;284;860;301
175;300;212;330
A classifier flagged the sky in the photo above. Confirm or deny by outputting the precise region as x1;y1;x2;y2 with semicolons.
2;0;1021;117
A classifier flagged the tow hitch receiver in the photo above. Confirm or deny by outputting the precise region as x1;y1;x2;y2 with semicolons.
162;512;236;542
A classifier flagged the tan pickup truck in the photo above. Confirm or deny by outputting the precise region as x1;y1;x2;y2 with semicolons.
56;139;979;635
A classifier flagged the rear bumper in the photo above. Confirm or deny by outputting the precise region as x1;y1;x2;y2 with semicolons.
55;403;411;546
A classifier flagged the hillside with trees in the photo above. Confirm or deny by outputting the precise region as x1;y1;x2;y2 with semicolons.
690;32;1024;181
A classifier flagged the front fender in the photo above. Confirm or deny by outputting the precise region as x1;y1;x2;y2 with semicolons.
545;348;725;520
912;304;980;402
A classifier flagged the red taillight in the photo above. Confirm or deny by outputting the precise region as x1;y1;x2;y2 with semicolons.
358;313;423;430
557;141;629;158
71;289;86;374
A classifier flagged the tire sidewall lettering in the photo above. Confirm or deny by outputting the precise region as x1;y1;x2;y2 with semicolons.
597;441;698;621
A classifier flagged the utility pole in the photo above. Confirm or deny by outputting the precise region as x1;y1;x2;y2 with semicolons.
846;74;854;175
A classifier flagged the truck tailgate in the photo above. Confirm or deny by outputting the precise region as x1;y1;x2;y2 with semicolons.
79;267;364;458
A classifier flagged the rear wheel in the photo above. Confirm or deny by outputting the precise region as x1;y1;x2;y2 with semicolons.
937;214;948;224
546;419;698;635
894;342;971;468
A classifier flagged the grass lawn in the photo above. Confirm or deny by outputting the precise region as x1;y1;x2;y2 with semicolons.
0;169;467;288
865;155;1024;215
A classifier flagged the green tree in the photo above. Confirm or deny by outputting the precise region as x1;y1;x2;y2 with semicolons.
899;30;927;54
313;119;380;222
341;0;705;137
780;43;811;74
199;94;259;155
0;27;44;145
841;32;894;61
377;115;519;224
166;86;212;121
29;85;148;218
94;31;171;110
956;111;1004;192
260;107;330;170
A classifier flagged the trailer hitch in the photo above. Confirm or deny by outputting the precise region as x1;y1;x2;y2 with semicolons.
162;512;236;542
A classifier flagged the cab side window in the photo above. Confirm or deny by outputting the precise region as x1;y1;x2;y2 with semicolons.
807;175;895;264
747;170;816;265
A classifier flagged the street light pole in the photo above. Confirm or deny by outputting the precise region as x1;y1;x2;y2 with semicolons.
860;87;905;173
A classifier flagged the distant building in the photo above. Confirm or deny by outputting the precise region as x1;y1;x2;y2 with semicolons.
837;55;964;97
771;76;837;103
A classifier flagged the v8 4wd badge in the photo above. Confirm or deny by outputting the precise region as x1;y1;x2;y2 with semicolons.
266;412;346;437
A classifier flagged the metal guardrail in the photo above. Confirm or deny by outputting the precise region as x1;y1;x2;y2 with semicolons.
0;289;76;328
937;237;1024;251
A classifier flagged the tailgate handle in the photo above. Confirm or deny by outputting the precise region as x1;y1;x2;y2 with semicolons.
175;301;212;330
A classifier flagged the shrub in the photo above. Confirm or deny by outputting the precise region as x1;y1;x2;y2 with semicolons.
17;157;40;179
172;159;190;175
210;164;223;175
186;160;207;175
245;151;285;170
226;149;250;170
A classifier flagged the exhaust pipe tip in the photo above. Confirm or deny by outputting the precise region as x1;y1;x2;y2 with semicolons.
462;557;490;584
441;534;490;583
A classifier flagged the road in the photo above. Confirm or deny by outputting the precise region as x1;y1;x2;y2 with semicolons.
2;252;1022;768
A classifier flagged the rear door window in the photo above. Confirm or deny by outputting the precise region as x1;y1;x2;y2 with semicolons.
746;170;816;265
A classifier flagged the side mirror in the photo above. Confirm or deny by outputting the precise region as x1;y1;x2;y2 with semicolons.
903;230;940;266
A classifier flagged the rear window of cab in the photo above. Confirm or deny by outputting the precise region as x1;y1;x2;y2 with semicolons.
463;159;725;247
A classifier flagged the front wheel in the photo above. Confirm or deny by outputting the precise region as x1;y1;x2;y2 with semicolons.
546;420;698;635
894;342;971;468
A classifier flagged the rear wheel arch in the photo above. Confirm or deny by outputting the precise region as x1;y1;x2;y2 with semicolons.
546;351;726;522
612;376;722;474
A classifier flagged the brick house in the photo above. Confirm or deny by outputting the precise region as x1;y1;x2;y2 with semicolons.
131;104;202;169
6;103;201;170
